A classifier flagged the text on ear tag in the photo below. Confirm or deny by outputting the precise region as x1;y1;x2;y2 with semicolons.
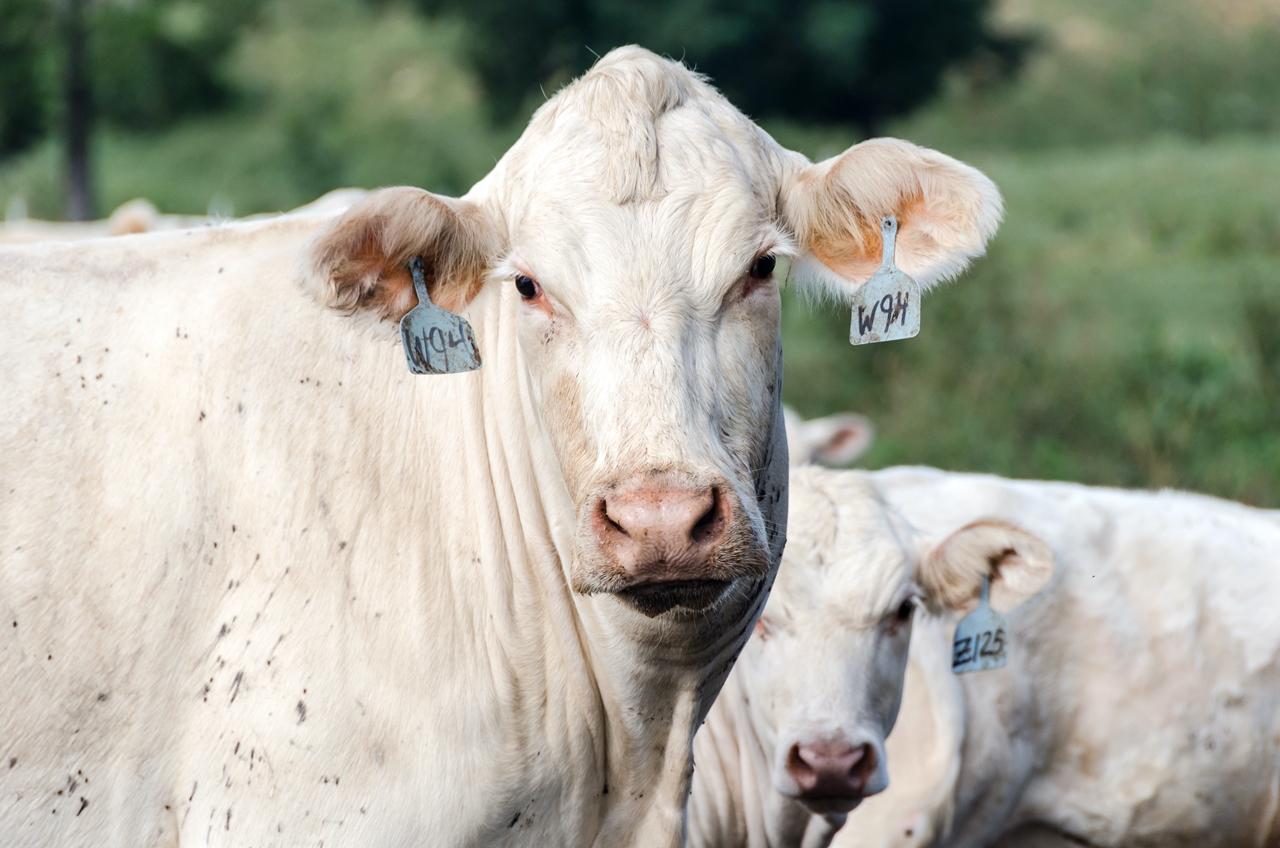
951;575;1009;674
849;216;921;346
399;256;482;375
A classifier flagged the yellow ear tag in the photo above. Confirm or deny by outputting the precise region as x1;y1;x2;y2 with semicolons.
399;256;482;375
849;216;921;345
951;575;1009;674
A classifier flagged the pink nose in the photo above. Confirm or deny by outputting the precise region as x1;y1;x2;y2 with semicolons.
785;739;878;802
592;484;730;579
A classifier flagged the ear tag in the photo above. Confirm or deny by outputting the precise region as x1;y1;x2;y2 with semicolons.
399;256;482;375
951;575;1009;674
849;216;921;345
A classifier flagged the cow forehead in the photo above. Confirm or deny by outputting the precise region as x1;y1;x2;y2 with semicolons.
770;470;916;625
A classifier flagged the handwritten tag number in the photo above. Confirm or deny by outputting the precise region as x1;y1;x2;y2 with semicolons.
849;216;922;346
952;575;1010;674
399;256;483;375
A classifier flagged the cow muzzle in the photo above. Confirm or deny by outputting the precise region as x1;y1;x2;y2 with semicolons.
573;472;767;616
775;734;887;814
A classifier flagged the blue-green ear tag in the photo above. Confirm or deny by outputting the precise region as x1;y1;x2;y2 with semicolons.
399;256;482;375
951;575;1009;674
849;216;921;345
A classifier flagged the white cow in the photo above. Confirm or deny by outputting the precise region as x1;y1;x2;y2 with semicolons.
0;47;1000;847
690;465;1280;848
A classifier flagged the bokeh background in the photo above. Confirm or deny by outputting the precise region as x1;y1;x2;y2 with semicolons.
3;0;1279;504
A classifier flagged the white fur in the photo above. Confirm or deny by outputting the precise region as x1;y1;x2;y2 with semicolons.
0;46;999;848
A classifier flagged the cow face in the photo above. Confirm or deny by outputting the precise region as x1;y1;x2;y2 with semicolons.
741;467;1053;815
304;47;1001;623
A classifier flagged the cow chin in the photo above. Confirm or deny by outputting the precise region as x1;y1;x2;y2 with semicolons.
570;472;772;619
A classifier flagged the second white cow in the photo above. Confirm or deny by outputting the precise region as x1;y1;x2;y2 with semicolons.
691;466;1280;848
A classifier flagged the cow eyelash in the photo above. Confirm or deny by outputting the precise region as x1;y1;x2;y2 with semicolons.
514;274;541;300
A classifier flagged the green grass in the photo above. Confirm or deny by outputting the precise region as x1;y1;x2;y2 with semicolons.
782;138;1280;506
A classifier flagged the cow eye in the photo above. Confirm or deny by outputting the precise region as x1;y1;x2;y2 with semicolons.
515;274;540;299
748;254;776;280
895;598;915;622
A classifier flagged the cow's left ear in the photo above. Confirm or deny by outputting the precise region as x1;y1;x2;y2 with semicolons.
781;138;1002;299
305;187;500;321
917;520;1054;614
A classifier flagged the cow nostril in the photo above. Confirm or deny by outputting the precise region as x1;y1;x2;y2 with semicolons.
597;497;629;539
851;743;877;787
785;743;819;792
690;487;727;545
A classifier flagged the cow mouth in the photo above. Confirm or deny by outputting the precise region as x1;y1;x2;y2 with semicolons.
793;794;865;815
615;579;732;617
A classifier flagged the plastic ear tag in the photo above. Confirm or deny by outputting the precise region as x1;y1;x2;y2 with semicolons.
849;216;920;345
399;256;482;375
951;575;1009;674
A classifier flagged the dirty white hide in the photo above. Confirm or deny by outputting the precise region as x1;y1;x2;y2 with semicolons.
783;407;874;468
0;46;1000;848
691;465;1280;848
689;466;1051;848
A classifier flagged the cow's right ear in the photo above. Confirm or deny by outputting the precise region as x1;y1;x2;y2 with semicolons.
917;519;1054;614
305;187;499;321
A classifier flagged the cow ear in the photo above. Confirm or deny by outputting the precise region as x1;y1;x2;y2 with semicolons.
781;138;1002;300
305;187;499;321
917;520;1054;614
785;408;875;467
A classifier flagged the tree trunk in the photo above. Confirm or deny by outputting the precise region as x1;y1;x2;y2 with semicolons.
63;0;94;222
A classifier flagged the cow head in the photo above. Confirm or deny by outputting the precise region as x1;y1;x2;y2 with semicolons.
737;467;1053;816
303;47;1001;625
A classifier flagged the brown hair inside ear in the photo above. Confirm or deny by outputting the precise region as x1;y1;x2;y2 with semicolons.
307;187;496;322
920;520;1055;614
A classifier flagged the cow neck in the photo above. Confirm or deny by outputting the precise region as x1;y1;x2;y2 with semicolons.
459;283;751;846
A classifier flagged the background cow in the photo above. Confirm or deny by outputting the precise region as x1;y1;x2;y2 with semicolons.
783;406;875;469
691;464;1280;848
688;466;1051;848
0;48;999;847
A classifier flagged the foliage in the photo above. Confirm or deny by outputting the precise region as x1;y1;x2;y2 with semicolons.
0;0;261;164
891;0;1280;150
415;0;1028;130
0;1;506;218
781;139;1280;506
0;0;53;157
91;0;262;131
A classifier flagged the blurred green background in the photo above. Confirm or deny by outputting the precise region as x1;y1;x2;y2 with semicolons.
2;0;1279;504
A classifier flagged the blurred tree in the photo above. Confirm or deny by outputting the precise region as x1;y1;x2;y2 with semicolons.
415;0;1029;131
0;0;51;159
64;0;93;219
0;0;262;218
